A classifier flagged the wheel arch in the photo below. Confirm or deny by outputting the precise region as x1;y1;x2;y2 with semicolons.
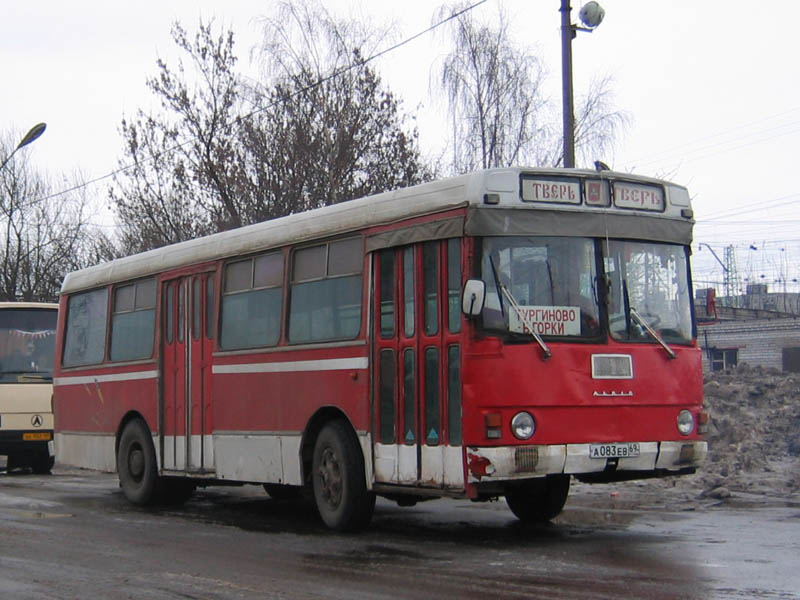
300;407;364;487
115;410;155;472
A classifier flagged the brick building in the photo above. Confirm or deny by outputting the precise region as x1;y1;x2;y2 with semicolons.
695;287;800;372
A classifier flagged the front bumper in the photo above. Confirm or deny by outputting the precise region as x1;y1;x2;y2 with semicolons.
466;440;707;483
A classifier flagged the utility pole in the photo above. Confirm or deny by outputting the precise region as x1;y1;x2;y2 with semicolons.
559;1;604;169
560;0;576;168
724;245;739;306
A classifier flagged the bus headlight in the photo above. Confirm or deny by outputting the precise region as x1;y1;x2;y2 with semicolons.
677;410;694;436
511;412;535;440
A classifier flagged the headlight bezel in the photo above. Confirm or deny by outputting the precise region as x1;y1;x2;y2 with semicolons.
677;409;695;436
511;411;536;440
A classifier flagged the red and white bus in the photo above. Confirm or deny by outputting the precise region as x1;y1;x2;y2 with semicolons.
53;167;706;530
1;302;58;474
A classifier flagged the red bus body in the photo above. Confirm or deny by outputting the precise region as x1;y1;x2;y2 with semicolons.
53;168;706;530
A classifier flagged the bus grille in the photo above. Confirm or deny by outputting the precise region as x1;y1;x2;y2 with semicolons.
514;447;539;472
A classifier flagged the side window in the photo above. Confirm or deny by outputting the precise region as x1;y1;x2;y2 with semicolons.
447;238;462;334
424;347;440;445
423;242;439;336
403;348;416;444
192;278;202;341
220;252;283;350
447;345;462;445
63;288;109;367
711;348;738;372
379;250;395;338
178;283;185;343
289;237;363;343
164;282;174;344
205;275;215;340
109;278;156;362
403;247;415;338
378;349;396;444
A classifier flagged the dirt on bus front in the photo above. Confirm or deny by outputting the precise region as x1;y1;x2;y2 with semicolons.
572;363;800;515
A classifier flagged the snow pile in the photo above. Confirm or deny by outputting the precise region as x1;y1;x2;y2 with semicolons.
699;364;800;496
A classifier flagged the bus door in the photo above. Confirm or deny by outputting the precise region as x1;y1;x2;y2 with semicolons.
373;240;463;489
161;273;215;473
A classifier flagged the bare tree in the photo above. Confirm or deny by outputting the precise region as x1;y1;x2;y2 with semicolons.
1;132;106;302
435;3;628;172
250;0;431;213
572;75;630;168
435;4;549;172
110;22;242;253
109;4;432;254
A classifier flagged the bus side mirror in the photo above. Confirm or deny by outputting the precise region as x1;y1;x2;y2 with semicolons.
462;279;485;317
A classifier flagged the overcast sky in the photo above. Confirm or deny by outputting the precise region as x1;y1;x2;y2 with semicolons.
2;1;798;292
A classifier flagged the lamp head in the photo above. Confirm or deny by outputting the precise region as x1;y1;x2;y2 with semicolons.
579;1;605;29
17;123;47;150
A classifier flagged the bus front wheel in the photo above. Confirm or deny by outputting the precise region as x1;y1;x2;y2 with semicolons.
118;419;160;505
312;420;375;532
505;475;571;523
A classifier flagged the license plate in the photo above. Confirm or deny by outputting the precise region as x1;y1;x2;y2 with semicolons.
23;432;51;441
589;442;640;459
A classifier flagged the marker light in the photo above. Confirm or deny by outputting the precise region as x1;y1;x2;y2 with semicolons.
485;413;502;440
511;412;535;440
677;410;694;436
698;410;709;434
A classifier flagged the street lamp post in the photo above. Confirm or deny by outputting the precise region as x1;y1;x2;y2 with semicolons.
0;122;47;172
560;1;604;169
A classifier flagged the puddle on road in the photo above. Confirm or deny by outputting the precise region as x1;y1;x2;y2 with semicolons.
2;508;74;520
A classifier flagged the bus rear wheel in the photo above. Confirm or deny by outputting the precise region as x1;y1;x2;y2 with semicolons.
312;420;375;532
30;446;54;474
505;475;571;523
118;419;160;505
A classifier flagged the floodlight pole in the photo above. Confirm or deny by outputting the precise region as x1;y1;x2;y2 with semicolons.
560;0;576;169
560;1;603;169
0;122;47;172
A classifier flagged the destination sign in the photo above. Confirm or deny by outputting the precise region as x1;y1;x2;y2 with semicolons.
613;182;664;211
509;305;581;336
521;177;581;205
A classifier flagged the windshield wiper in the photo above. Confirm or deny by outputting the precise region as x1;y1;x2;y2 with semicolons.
622;279;632;335
487;256;550;360
630;308;676;359
498;283;551;360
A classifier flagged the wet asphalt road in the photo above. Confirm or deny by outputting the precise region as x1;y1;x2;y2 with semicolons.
0;466;798;600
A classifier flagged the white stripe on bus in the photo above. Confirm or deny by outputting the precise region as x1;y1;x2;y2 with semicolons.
53;370;159;387
54;357;366;387
213;357;368;374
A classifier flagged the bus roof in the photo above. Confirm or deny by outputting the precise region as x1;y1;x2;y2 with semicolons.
0;302;59;310
61;167;691;295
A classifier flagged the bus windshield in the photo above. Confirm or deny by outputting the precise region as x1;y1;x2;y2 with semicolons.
478;236;693;344
480;236;602;339
605;240;693;345
0;308;58;382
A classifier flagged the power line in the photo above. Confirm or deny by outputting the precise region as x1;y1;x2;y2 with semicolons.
676;124;800;167
27;0;489;208
624;106;800;167
699;192;800;220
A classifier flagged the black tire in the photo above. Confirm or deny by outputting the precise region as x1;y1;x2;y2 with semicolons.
505;475;571;523
263;483;304;500
30;446;54;475
160;478;195;505
312;420;375;532
117;419;161;505
5;453;24;473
